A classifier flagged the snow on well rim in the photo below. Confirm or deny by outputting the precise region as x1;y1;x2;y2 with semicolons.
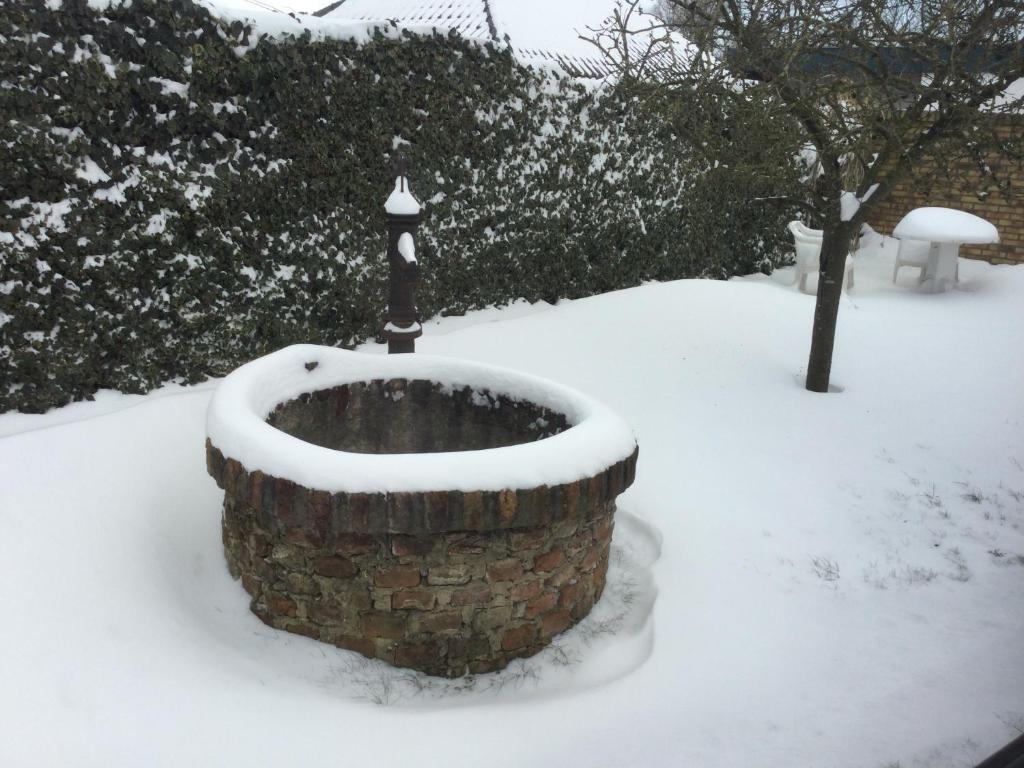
206;344;637;494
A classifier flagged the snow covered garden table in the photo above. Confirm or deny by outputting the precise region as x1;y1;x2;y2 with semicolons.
892;207;1000;293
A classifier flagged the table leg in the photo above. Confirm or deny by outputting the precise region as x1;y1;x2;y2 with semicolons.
921;242;959;293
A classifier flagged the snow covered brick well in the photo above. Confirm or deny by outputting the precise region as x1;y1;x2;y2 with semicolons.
205;345;639;677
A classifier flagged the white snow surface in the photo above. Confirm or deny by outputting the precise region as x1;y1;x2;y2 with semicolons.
383;320;423;335
2;245;1024;767
75;156;111;184
893;206;1000;244
839;190;860;221
397;231;417;263
839;184;879;221
384;177;422;216
206;345;637;493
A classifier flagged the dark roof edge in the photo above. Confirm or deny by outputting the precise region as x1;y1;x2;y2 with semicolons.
481;0;499;41
313;0;348;18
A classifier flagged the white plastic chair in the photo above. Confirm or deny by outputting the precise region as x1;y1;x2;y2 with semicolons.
788;221;854;294
893;238;958;284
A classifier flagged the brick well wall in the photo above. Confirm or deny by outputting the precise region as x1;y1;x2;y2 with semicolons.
207;431;639;678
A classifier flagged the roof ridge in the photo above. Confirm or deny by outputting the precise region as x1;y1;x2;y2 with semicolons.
481;0;498;41
312;0;348;18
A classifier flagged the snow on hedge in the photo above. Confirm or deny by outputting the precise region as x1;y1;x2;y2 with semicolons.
0;0;803;415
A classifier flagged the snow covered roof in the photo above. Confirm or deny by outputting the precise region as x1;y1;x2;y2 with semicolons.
318;0;497;40
314;0;693;79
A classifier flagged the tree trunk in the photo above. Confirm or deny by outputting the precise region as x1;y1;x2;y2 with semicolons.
805;227;852;393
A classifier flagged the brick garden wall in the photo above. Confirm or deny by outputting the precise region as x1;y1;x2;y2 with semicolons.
869;118;1024;265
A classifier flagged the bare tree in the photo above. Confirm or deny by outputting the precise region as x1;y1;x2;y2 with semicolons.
653;0;721;45
590;0;1024;392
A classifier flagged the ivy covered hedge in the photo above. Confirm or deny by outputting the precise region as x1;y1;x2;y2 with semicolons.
0;0;807;413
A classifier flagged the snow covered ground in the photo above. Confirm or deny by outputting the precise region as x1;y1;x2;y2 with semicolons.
2;238;1023;767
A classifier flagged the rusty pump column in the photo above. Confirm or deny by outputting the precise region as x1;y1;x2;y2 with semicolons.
383;154;423;354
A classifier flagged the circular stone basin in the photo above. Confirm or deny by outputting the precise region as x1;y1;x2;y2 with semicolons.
206;345;639;677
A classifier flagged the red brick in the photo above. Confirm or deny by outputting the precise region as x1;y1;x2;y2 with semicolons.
394;640;443;668
313;556;358;579
347;493;370;531
509;579;543;602
540;609;572;638
309;490;331;539
463;491;485;528
286;623;321;640
241;573;261;597
266;594;297;617
374;565;421;588
486;558;524;583
547;564;577;588
606;462;624;496
427;564;473;585
334;533;378;556
424;491;450;529
468;658;506;675
247;531;272;558
570;589;596;620
223;458;240;491
275;477;296;523
392;590;436;610
285;527;323;549
206;441;225;484
447;534;488;554
343;589;372;611
473;605;512;630
524;592;557;619
500;624;536;651
532;485;551;520
533;548;564;573
564;482;580;518
581;546;604;572
252;556;281;583
307;601;346;625
361;612;407;639
558;582;582;609
330;634;376;658
451;585;492;607
391;536;433;557
416;611;463;633
510;529;547;552
247;471;264;509
419;635;478;667
284;572;319;595
499;489;518;522
251;604;274;627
